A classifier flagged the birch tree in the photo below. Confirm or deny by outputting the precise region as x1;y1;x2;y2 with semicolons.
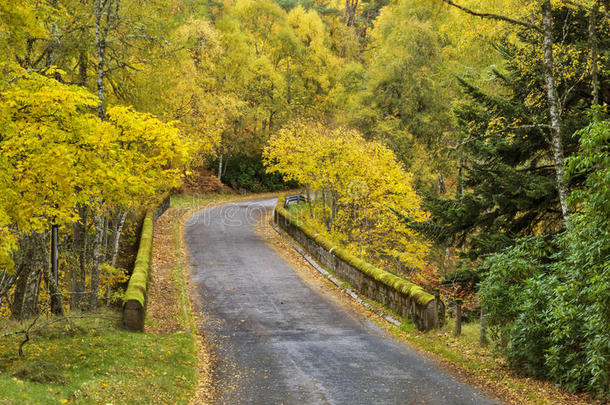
432;0;579;219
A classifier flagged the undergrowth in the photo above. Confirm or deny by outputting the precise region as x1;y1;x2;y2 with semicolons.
0;310;196;404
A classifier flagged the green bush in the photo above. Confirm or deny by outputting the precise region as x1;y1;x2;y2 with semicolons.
214;154;297;192
505;272;555;378
545;213;610;395
480;116;610;398
482;221;609;396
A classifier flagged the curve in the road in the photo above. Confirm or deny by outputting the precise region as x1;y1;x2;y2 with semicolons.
185;198;499;405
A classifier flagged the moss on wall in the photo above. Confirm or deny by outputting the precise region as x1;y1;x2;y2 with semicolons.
124;211;154;308
276;196;434;306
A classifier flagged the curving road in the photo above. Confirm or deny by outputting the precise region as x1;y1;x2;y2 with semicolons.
185;198;498;405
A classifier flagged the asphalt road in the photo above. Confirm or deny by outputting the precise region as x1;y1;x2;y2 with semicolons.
185;198;499;405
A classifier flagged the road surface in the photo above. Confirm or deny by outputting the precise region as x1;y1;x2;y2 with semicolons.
185;198;498;405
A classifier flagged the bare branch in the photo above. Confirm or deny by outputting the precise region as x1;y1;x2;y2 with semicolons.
436;0;543;33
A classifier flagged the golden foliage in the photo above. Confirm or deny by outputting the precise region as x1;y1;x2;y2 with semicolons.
264;120;430;269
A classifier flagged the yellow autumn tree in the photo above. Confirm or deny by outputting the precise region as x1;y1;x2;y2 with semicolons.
0;64;192;275
264;120;430;270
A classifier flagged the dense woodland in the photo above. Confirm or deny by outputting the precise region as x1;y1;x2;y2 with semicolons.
0;0;608;398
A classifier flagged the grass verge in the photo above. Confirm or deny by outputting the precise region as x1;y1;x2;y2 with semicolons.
0;312;196;405
380;318;594;405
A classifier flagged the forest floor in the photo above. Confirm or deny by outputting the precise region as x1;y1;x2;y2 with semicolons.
259;209;599;405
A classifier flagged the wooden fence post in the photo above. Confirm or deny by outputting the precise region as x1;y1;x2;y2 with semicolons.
434;289;441;328
479;306;488;346
454;298;462;337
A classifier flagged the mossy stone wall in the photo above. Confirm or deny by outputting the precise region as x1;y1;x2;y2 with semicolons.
275;196;444;331
122;193;172;331
122;211;153;331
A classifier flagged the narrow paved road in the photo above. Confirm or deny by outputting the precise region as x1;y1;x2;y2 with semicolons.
186;198;498;405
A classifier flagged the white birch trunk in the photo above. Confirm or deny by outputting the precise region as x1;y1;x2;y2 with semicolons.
95;0;106;119
542;0;569;220
111;210;128;267
90;214;104;310
589;0;600;106
217;153;223;181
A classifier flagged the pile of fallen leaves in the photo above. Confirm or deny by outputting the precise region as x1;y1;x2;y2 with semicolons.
178;167;233;194
146;208;184;334
146;205;216;404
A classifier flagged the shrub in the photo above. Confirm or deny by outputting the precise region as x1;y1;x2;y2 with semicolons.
480;116;610;398
214;154;296;192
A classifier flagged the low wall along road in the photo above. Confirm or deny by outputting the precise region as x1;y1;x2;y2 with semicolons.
274;195;445;332
122;193;171;331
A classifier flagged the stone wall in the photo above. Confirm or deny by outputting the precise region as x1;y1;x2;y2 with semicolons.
122;192;171;331
274;197;444;331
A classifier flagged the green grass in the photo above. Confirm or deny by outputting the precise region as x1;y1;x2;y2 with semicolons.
172;220;196;335
395;319;487;369
170;192;234;209
0;313;196;405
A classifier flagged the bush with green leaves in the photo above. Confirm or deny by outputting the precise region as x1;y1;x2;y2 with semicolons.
480;114;610;398
214;154;296;192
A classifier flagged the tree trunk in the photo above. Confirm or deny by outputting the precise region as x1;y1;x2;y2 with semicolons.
103;216;109;261
479;306;488;346
345;0;358;26
23;269;42;319
94;0;120;119
0;271;16;303
322;189;329;229
44;264;64;317
454;299;462;337
457;141;464;198
45;3;59;71
92;0;119;310
438;171;447;195
39;232;64;317
541;0;569;220
24;232;45;318
89;214;104;310
72;205;88;311
111;210;128;267
589;0;600;106
78;38;88;87
330;191;338;229
12;233;45;320
305;186;314;218
95;0;107;119
217;153;223;181
10;267;29;321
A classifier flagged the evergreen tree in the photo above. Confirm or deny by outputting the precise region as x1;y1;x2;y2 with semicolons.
422;37;594;260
